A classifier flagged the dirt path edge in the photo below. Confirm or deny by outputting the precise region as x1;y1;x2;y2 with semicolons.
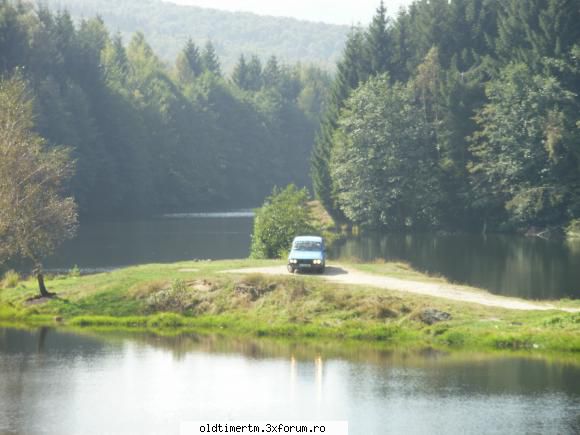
224;264;580;313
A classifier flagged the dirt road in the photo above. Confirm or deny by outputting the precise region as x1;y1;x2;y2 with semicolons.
226;264;579;313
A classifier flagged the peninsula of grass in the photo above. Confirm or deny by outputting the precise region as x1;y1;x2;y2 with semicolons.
1;259;579;355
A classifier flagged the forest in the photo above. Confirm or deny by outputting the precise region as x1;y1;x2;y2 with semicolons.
312;0;580;233
2;0;580;235
0;0;330;217
33;0;349;70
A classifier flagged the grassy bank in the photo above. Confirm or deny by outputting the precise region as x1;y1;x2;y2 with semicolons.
1;259;579;354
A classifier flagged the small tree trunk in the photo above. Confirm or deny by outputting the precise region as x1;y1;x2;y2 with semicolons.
34;263;53;298
37;272;49;297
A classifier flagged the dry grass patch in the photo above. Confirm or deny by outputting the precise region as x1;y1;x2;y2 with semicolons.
1;270;20;289
129;280;167;299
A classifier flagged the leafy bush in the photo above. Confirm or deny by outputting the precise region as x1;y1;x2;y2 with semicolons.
1;270;20;289
250;185;317;259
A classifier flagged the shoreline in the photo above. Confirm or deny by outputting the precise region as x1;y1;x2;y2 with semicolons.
1;259;579;355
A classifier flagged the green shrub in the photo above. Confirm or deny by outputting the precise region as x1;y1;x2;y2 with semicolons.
1;270;20;289
445;331;466;347
68;265;81;278
250;184;317;259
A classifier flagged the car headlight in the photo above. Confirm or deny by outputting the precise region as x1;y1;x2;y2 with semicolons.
290;259;298;264
313;259;322;265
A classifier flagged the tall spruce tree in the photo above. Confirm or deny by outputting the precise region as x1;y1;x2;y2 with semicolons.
201;41;221;76
246;55;263;91
366;1;391;75
232;54;248;89
263;56;281;89
176;38;202;84
311;29;368;219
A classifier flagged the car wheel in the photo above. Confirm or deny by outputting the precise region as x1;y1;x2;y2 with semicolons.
287;264;294;274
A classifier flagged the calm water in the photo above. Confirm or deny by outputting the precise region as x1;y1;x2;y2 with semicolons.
331;233;580;300
1;328;580;435
45;212;254;272
45;212;580;300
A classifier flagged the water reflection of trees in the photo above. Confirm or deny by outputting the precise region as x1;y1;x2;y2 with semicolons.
0;327;104;355
0;328;106;434
332;233;580;299
79;329;580;381
2;328;580;433
4;328;580;393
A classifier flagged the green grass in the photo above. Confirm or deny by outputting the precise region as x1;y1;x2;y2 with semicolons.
1;259;579;355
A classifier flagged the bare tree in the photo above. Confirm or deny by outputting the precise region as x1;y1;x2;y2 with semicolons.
0;75;78;298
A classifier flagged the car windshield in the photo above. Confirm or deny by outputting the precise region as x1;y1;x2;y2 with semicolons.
293;241;322;252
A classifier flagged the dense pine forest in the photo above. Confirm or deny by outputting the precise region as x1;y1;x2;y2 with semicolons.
312;0;580;233
0;0;330;217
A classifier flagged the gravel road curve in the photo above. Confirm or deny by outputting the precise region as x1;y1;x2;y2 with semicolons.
225;264;579;312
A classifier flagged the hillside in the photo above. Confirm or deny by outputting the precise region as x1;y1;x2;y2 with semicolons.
34;0;349;70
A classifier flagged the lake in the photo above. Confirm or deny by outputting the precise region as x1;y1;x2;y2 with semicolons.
1;327;579;435
45;212;255;273
45;212;580;300
331;233;580;300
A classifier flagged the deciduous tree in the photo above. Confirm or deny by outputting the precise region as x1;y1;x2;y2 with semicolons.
468;63;578;228
250;185;316;259
331;74;443;229
0;76;78;297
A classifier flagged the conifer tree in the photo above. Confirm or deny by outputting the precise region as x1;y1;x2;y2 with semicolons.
365;0;391;75
246;55;263;91
311;29;368;218
232;54;248;89
201;40;221;76
263;56;281;88
176;38;202;84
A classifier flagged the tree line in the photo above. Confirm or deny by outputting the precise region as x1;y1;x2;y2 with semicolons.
0;0;330;218
312;0;580;233
34;0;348;70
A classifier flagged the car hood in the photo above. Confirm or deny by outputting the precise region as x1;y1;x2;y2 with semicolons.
289;251;324;260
